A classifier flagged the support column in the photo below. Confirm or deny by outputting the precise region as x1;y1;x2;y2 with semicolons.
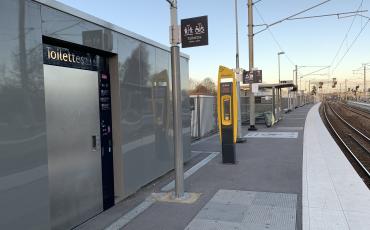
248;0;257;131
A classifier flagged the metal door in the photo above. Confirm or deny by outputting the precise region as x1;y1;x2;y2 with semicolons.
43;65;103;230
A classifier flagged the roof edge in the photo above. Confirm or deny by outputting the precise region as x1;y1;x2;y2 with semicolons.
33;0;190;59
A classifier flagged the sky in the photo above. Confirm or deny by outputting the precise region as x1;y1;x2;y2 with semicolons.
56;0;370;90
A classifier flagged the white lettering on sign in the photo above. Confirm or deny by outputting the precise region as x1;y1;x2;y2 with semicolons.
46;46;94;66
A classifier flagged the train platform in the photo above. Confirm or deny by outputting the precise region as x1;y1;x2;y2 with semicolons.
303;103;370;230
77;103;369;230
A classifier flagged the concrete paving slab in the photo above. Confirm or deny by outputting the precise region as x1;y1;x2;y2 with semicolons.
186;190;297;230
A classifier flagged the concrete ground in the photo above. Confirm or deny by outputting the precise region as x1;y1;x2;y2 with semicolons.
77;104;313;230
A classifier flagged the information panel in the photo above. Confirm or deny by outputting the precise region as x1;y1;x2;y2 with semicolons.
181;16;208;48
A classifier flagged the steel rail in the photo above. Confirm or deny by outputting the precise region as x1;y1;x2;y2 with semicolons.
342;103;370;120
323;102;370;177
347;134;370;156
329;103;370;142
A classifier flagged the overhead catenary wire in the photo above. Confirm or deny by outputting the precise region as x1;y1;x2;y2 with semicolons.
299;66;330;78
286;10;367;21
330;0;364;74
254;6;296;66
331;18;370;73
254;0;332;35
253;0;263;5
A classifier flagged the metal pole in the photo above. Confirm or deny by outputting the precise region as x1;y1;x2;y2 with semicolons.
248;0;257;130
235;0;244;142
345;79;347;101
294;65;298;108
295;65;298;88
235;0;240;70
168;0;184;198
272;87;276;120
278;54;281;83
277;52;284;84
364;64;367;100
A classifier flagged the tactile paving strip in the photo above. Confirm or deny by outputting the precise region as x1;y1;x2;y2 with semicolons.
185;190;297;230
244;132;298;139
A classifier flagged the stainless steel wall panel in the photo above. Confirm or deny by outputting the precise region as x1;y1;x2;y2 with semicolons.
190;96;217;138
0;0;50;229
44;65;103;230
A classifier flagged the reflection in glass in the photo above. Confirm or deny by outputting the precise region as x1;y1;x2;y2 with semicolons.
0;0;49;229
41;6;117;52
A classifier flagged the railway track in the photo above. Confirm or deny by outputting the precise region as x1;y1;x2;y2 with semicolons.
342;102;370;120
323;101;370;179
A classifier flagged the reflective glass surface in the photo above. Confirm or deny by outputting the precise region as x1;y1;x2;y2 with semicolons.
0;0;49;229
180;57;191;160
41;5;118;53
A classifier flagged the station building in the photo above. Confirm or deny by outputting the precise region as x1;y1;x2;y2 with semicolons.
0;0;191;229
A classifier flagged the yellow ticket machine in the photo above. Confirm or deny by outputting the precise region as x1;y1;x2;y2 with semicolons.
217;66;238;164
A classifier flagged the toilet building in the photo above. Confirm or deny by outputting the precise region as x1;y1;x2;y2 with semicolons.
0;0;191;229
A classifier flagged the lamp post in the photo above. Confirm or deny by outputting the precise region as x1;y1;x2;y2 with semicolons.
277;51;285;84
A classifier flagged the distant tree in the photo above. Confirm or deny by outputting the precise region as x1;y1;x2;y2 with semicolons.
189;78;199;93
189;77;216;95
200;77;216;95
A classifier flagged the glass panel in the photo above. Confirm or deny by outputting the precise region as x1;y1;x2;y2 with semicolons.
117;36;142;195
180;57;191;160
41;6;118;53
153;48;172;168
0;0;49;229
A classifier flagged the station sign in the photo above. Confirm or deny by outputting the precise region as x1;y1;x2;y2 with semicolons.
43;44;98;71
254;70;262;83
181;16;208;48
242;69;262;84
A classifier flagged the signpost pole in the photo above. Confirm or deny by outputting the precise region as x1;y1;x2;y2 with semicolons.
168;0;184;199
235;0;245;142
295;65;298;108
248;0;257;131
